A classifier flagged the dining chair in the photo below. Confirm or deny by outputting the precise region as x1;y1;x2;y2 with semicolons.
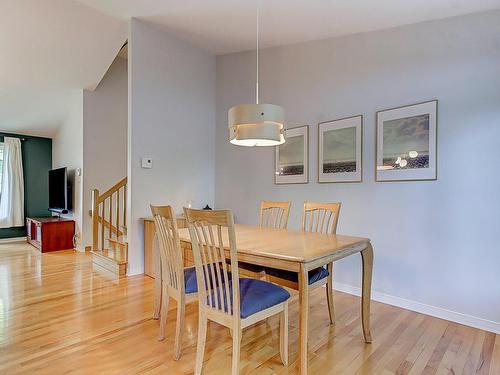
259;200;291;229
265;201;341;324
235;200;292;278
150;205;198;360
184;207;290;375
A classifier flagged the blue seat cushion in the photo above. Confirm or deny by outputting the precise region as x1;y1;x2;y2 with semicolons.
184;265;231;294
265;266;329;285
209;278;290;319
184;267;198;293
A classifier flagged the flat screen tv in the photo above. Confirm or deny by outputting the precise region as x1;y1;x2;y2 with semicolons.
48;167;71;214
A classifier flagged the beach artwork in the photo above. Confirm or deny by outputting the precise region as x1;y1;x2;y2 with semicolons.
319;116;362;183
376;100;437;181
382;114;429;170
275;126;308;184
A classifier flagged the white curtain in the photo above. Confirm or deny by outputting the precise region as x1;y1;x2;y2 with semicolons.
0;137;24;228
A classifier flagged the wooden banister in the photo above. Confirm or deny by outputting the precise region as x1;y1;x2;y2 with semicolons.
97;177;127;203
92;189;99;252
91;177;127;254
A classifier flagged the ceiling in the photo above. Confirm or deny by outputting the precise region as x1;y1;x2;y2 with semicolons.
77;0;500;54
1;0;499;137
0;0;126;137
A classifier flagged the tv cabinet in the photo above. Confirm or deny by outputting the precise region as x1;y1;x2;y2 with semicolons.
26;217;75;252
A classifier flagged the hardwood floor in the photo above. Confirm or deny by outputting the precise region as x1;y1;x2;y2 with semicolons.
0;242;498;374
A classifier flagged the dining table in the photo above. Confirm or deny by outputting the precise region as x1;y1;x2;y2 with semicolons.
173;224;374;375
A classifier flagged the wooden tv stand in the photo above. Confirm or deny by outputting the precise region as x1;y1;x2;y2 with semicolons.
26;217;75;252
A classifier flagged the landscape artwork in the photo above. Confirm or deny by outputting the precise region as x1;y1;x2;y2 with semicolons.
275;125;308;184
382;114;430;170
278;135;304;175
323;127;356;173
318;116;362;183
376;100;437;181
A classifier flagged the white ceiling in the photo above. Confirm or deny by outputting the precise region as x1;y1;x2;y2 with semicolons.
1;0;499;137
0;0;127;137
77;0;500;54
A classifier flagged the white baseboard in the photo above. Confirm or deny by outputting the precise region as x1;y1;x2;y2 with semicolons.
0;237;26;244
127;266;144;276
333;282;500;335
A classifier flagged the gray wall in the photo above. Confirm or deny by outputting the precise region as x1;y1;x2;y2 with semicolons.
215;11;500;327
128;19;216;275
52;90;83;248
82;57;128;248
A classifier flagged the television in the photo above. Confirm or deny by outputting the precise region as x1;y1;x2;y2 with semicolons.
48;167;71;214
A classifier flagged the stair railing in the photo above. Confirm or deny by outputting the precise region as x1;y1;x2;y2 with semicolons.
91;177;127;253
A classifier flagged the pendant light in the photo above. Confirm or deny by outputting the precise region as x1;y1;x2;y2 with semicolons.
228;10;285;147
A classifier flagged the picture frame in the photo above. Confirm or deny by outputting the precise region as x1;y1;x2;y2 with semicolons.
275;125;309;184
318;115;363;183
376;100;437;182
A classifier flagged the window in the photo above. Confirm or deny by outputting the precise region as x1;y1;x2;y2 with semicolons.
0;143;4;194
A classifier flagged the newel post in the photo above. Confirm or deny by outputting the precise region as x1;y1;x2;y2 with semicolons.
91;189;100;251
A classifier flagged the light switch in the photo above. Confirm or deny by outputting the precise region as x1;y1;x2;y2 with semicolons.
141;157;153;169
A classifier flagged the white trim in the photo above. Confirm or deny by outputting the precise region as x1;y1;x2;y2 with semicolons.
0;236;26;244
333;282;500;334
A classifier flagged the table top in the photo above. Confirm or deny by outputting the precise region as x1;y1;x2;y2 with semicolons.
177;224;369;264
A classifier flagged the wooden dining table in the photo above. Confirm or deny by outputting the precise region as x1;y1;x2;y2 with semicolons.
172;224;374;375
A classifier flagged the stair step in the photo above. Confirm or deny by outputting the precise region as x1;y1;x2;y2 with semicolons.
91;250;127;277
92;249;127;264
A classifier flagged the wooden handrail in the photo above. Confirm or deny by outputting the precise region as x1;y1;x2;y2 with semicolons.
97;177;127;203
92;177;127;253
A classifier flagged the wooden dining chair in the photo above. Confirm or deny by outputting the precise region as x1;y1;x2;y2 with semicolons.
259;200;291;229
150;205;198;360
235;200;292;278
265;201;341;324
184;208;290;375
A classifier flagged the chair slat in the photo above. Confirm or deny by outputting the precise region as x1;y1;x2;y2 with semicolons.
218;225;232;315
209;225;225;312
195;223;212;308
200;224;219;310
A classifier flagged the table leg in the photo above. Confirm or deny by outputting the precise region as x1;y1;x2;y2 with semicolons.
326;262;334;324
298;263;309;375
361;243;373;343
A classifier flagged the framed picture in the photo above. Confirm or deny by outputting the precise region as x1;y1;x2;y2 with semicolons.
318;115;362;183
376;100;437;182
275;125;309;184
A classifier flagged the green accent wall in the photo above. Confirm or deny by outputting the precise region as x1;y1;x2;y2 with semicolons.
0;133;52;239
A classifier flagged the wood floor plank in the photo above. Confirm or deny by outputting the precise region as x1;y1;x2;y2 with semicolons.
0;242;498;375
489;335;500;375
475;332;496;375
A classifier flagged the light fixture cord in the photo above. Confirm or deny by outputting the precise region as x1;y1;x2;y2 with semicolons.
256;8;259;104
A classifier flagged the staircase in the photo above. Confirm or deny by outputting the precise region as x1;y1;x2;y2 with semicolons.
90;177;128;276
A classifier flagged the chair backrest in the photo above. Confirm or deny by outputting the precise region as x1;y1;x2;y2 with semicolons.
302;202;341;234
259;200;291;229
150;205;185;294
184;208;240;318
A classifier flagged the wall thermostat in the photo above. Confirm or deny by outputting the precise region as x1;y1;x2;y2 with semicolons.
141;157;153;169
